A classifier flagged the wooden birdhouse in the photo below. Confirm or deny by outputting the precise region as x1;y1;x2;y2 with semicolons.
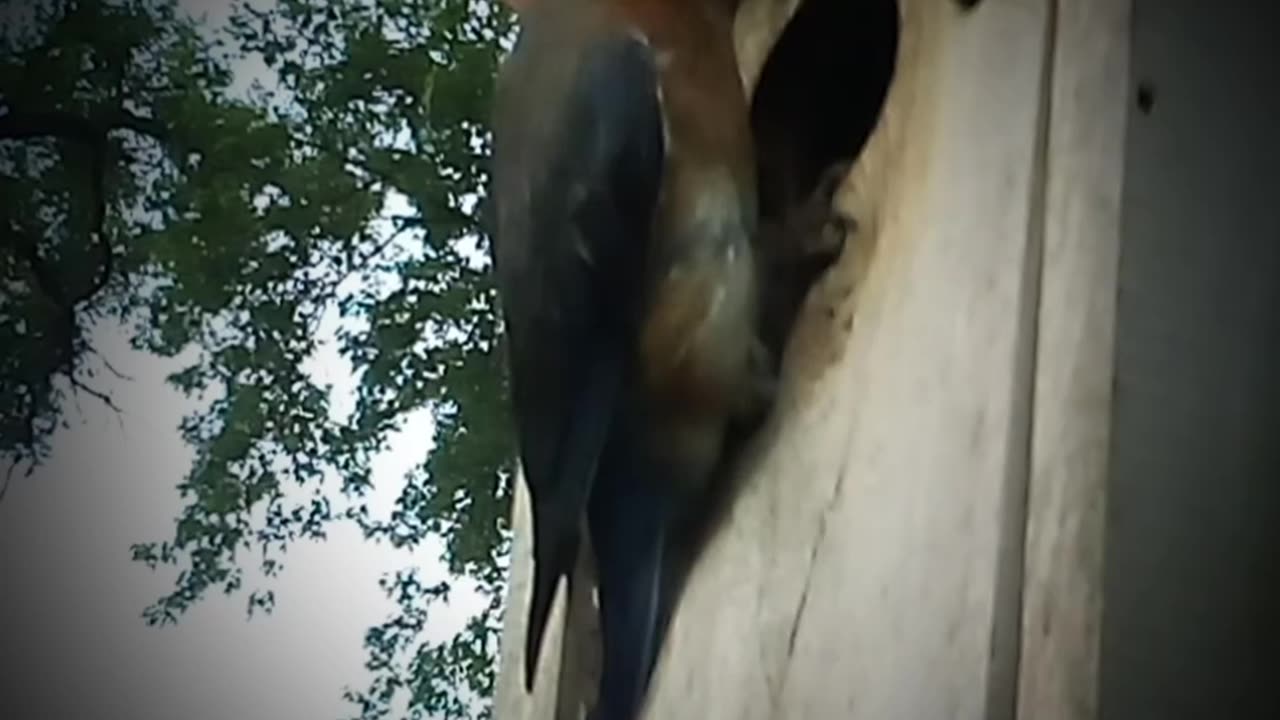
494;1;1280;718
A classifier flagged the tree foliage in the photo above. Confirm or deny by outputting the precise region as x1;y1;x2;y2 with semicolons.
1;0;516;716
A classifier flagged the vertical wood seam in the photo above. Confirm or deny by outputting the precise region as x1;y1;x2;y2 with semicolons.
985;0;1059;718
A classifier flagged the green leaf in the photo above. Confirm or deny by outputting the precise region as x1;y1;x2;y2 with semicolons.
2;0;518;716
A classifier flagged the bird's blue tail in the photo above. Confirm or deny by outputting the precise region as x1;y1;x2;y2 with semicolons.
524;339;626;692
587;442;676;720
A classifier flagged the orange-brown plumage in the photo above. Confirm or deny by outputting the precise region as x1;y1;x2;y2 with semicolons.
622;0;763;435
489;1;766;718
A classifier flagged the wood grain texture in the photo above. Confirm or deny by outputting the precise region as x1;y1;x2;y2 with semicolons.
642;1;1055;718
1015;1;1131;718
492;0;1096;717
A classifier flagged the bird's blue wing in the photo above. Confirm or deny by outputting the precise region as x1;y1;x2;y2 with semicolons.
490;14;666;693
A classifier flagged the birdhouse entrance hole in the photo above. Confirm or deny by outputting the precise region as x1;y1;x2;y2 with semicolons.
750;0;899;220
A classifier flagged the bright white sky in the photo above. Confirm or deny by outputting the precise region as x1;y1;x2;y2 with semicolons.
0;1;491;718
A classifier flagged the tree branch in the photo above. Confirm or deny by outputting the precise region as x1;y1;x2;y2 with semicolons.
1;462;18;505
1;106;142;460
1;107;130;309
0;107;169;145
86;345;134;381
0;447;37;506
70;375;125;425
302;220;421;337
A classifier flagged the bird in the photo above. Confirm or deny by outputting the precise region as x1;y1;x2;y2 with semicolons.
488;0;848;717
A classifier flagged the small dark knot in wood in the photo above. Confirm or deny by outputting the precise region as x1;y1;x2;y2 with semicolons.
1136;81;1157;115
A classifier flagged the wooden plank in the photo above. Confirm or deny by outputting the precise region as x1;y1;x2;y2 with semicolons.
640;1;1055;718
1015;1;1132;718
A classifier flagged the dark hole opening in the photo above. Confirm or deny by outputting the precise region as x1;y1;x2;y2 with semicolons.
750;0;899;220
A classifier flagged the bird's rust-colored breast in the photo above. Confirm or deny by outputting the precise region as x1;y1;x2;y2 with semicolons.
617;0;760;416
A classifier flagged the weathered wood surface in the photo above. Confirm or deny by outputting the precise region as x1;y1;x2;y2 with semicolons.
494;0;1130;718
643;1;1054;718
1016;1;1130;718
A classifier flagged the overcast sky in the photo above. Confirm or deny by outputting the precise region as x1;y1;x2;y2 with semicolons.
0;1;491;718
0;318;484;720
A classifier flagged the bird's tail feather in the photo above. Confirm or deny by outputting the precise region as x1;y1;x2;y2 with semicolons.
524;341;626;692
524;528;574;691
588;451;673;720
